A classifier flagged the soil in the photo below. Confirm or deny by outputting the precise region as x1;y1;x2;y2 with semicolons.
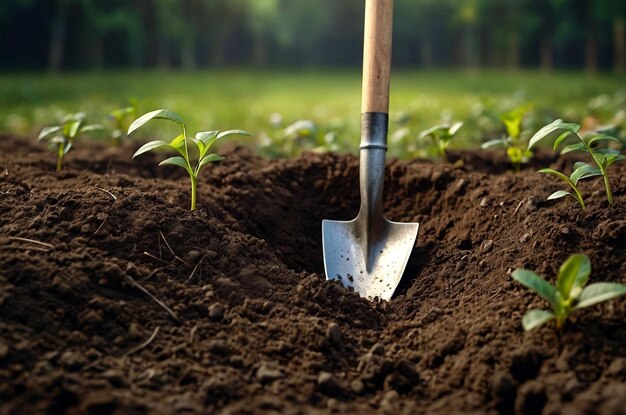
1;134;625;415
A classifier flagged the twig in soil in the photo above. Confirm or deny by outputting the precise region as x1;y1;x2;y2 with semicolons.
159;231;188;265
187;257;204;281
125;326;160;356
188;323;199;344
123;274;181;324
6;236;55;250
514;200;524;214
94;217;108;234
145;267;165;280
95;187;117;201
144;251;166;264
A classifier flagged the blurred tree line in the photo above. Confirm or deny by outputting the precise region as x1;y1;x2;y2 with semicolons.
1;0;625;73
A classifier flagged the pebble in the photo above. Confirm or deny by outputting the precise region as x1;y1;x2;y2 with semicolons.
350;379;365;394
103;369;126;387
480;239;494;252
519;232;531;243
325;323;342;345
318;371;342;396
256;363;284;384
480;197;489;207
560;226;570;235
209;303;225;321
0;343;8;359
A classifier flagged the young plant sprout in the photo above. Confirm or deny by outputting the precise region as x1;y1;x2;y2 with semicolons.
512;254;626;331
128;109;249;211
537;162;602;209
109;99;138;146
38;112;103;172
529;119;625;205
481;106;533;171
419;121;463;162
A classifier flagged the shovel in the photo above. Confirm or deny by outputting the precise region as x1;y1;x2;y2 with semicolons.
322;0;418;301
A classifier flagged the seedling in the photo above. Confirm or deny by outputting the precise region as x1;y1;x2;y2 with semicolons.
537;162;602;209
529;119;625;205
128;109;248;211
512;254;626;331
38;113;103;172
419;121;463;162
109;99;138;146
481;106;533;171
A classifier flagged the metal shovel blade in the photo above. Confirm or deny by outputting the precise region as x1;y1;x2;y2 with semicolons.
322;218;418;300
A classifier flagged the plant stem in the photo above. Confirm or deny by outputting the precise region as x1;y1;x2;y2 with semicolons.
603;173;613;205
56;144;64;172
572;186;586;210
190;174;197;211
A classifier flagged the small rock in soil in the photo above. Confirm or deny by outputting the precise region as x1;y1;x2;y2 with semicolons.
606;358;626;377
519;232;531;243
317;372;343;396
0;342;9;359
256;363;284;384
350;379;365;395
480;197;489;207
209;303;225;321
325;323;342;346
102;369;126;388
58;350;88;371
480;239;494;252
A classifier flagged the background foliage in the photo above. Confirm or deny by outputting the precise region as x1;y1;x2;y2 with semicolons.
2;0;626;72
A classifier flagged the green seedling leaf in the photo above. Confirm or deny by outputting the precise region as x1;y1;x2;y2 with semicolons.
481;138;506;149
217;129;250;140
571;163;602;185
197;153;225;171
159;156;192;175
522;309;555;331
538;168;571;183
547;190;572;200
557;254;590;300
528;119;580;150
170;133;185;148
575;283;626;309
196;131;219;144
448;121;463;136
80;124;104;133
38;126;61;141
68;119;84;139
132;140;170;158
560;143;587;154
511;269;558;307
588;134;622;146
553;131;574;149
128;109;185;135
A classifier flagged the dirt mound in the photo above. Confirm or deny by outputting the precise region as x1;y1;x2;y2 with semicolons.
1;135;625;415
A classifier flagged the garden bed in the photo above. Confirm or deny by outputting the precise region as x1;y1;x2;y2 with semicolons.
1;135;625;415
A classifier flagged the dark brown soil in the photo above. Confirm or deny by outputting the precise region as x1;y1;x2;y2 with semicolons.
1;135;625;415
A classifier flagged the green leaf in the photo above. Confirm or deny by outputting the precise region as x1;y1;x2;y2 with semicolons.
511;269;558;308
587;134;622;146
159;156;191;174
63;141;73;155
538;168;572;185
594;152;626;169
547;190;572;200
575;283;626;309
80;124;104;134
522;309;555;331
560;143;587;154
128;109;185;135
481;138;506;149
68;119;84;139
132;140;170;158
217;129;249;140
38;126;61;141
557;254;590;300
553;130;574;149
528;119;580;150
197;153;225;171
196;130;219;144
170;133;185;148
448;121;463;136
570;163;602;185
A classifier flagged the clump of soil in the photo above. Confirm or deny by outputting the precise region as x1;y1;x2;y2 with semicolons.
1;135;625;415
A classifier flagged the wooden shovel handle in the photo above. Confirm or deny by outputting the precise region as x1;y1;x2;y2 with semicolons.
362;0;394;114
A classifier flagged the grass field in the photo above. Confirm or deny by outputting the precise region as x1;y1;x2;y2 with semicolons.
1;70;625;157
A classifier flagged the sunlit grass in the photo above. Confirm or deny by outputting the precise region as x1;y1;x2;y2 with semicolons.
1;69;624;157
